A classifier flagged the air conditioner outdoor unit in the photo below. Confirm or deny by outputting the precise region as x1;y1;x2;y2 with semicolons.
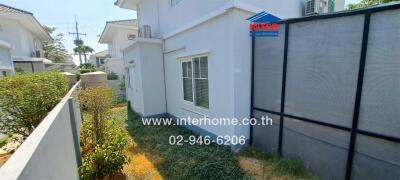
138;25;152;38
305;0;327;15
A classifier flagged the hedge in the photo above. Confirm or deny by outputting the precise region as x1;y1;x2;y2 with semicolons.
0;71;69;138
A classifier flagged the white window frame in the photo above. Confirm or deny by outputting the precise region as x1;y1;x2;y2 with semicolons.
180;55;209;110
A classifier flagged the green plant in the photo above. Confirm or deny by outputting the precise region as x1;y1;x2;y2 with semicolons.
79;63;96;70
80;114;129;179
107;72;119;80
118;82;125;90
79;69;93;74
0;135;10;148
79;87;129;179
79;87;113;143
347;0;399;9
0;71;69;138
239;147;314;179
74;45;94;64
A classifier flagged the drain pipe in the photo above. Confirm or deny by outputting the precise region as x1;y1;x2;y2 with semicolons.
161;40;168;116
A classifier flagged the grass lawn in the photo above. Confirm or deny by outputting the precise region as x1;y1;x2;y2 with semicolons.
110;106;315;180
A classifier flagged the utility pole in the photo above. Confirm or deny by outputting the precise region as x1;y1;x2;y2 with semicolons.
69;17;86;65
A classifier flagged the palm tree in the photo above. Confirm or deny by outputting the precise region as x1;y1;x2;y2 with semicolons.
74;45;94;64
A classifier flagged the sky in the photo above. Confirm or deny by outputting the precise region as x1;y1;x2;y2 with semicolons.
1;0;360;65
1;0;137;65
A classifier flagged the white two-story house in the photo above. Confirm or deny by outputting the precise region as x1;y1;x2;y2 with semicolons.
0;4;52;73
99;19;138;79
116;0;344;149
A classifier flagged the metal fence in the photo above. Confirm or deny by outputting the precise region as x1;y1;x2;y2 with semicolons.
250;4;400;180
0;81;82;180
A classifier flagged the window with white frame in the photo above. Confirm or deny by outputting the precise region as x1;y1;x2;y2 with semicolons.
181;56;209;109
171;0;184;7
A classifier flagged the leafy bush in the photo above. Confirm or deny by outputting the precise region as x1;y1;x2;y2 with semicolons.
79;87;113;143
0;71;69;138
79;69;93;74
79;63;96;71
107;72;119;80
119;82;125;90
80;118;129;179
79;87;129;179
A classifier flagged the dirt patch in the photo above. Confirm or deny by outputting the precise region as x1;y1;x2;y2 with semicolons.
0;153;12;167
239;156;295;180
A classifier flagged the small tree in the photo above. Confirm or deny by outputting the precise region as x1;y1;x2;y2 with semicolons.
0;72;69;138
79;87;129;179
42;26;69;63
79;87;113;143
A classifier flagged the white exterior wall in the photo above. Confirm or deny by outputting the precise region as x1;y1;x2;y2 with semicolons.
108;28;137;59
123;39;166;117
131;0;304;139
138;42;165;117
132;0;303;136
163;13;236;137
124;44;145;115
105;58;124;78
0;17;43;57
137;0;303;38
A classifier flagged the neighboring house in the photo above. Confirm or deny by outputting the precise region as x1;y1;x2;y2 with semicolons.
0;39;13;77
0;4;52;73
88;50;108;69
116;0;345;149
99;19;138;79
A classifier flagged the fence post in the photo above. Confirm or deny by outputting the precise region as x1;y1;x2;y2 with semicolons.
249;36;255;146
278;23;290;156
345;12;371;180
68;98;82;167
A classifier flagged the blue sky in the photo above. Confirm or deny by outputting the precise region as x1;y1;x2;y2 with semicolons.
2;0;137;64
2;0;360;64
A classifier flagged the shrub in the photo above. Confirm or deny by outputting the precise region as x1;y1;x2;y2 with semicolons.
79;69;93;74
80;117;129;179
79;87;129;179
79;87;113;143
79;63;96;71
107;72;119;80
0;71;69;138
118;82;125;90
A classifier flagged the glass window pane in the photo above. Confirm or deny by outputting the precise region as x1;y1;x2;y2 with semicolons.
183;78;193;102
182;62;187;77
200;57;208;78
194;79;209;108
193;58;200;78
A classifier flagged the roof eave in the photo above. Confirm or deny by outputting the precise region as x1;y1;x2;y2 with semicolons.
115;0;139;10
99;22;138;44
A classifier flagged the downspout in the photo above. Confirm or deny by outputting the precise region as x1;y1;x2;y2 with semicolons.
162;40;168;116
